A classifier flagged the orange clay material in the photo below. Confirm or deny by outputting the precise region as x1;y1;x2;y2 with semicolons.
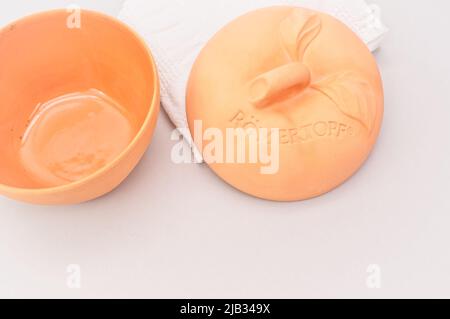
186;7;384;201
0;10;160;205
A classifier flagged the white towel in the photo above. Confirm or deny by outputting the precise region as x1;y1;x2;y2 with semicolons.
119;0;388;147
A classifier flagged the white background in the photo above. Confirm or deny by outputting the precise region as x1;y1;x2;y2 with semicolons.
0;0;449;298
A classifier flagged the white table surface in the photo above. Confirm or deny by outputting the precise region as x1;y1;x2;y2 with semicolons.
0;0;449;299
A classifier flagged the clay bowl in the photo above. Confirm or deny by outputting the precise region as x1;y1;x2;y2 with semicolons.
0;9;160;205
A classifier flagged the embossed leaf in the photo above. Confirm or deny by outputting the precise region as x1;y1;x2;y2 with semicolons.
280;10;321;62
312;72;377;132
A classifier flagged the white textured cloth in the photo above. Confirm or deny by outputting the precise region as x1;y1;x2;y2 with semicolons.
119;0;388;144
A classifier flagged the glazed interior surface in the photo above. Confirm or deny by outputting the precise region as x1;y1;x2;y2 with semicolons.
0;10;155;189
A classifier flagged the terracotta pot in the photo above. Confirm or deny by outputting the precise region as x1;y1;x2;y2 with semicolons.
187;7;384;201
0;9;160;205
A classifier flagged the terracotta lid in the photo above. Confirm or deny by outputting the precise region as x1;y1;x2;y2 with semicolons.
187;6;383;201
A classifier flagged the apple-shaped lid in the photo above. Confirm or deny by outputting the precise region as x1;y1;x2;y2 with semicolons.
186;6;384;201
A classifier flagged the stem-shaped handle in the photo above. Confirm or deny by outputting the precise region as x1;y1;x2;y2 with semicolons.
248;62;311;108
